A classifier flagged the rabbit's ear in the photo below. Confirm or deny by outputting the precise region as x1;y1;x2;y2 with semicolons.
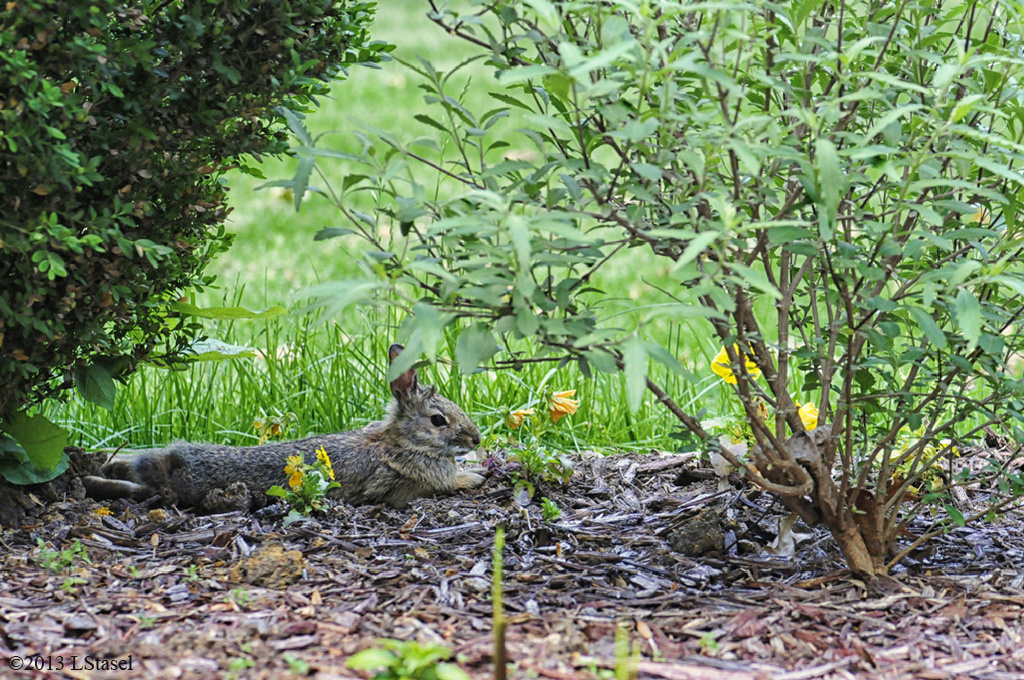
388;344;404;362
388;343;418;399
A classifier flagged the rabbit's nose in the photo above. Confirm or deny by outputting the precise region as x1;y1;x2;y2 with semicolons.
470;431;481;447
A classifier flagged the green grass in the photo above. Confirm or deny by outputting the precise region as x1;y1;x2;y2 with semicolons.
50;0;744;454
55;305;710;452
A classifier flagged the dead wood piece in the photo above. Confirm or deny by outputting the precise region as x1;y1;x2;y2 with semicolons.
578;657;769;680
637;453;700;475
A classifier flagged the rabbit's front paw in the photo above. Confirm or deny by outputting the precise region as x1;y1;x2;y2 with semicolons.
454;470;486;490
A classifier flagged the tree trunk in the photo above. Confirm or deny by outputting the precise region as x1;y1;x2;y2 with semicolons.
829;519;881;579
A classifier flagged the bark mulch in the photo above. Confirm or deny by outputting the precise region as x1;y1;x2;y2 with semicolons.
1;446;1023;679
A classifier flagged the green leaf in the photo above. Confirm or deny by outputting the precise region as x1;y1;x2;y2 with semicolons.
0;435;28;463
954;288;983;352
345;648;397;671
314;227;356;241
623;336;648;413
569;39;638;80
170;302;287;320
265;486;288;499
278;106;313;146
300;279;388;319
292;155;316;212
488;92;533;112
436;663;473;680
0;447;70;485
414;113;448;133
973;156;1024;188
507;216;533;289
815;138;842;238
944;504;966;527
455;324;499;374
75;362;116;410
393;303;454;376
859;104;925;145
513;479;535;507
2;411;69;471
184;339;258;362
674;231;720;269
500;64;558;84
932;62;960;90
521;0;559;28
766;225;815;243
907;306;947;349
792;0;826;29
544;72;571;102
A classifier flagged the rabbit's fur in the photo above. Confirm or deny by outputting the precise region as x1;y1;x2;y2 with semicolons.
83;344;485;510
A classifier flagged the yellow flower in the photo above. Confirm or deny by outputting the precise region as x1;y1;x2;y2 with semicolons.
505;408;535;430
798;402;818;431
968;205;991;224
753;397;770;423
285;454;304;489
549;390;579;425
316;446;335;481
711;345;761;385
94;507;113;517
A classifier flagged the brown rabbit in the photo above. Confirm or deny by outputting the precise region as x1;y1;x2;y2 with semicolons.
83;344;486;511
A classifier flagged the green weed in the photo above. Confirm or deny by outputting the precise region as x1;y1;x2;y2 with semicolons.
540;497;563;523
35;539;90;573
346;639;470;680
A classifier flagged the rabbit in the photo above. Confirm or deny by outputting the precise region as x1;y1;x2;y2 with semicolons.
82;343;486;511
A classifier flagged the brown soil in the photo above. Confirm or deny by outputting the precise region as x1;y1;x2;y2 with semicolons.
1;445;1023;680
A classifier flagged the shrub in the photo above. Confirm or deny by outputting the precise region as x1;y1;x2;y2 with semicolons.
0;0;388;477
294;0;1024;577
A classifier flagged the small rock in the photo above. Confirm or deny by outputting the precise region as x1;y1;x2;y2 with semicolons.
64;614;98;632
668;508;726;557
465;560;490;592
67;477;87;501
229;542;305;589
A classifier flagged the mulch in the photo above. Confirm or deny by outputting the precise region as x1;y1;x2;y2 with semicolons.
1;445;1023;679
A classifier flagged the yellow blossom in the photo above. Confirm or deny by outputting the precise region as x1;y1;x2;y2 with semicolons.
753;398;770;423
549;390;579;425
799;402;818;431
711;345;761;385
968;205;991;225
285;454;304;489
93;507;113;517
316;447;335;481
505;408;535;430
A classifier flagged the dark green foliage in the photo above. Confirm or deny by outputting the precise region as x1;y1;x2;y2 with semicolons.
0;0;387;420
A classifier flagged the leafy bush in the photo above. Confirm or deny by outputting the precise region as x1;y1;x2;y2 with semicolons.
295;0;1024;577
0;0;388;477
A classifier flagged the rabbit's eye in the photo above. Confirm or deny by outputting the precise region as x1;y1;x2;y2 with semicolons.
430;414;448;427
